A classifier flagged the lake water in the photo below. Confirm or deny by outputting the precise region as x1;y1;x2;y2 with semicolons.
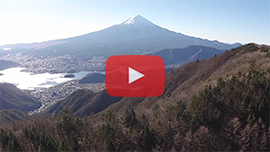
0;67;100;90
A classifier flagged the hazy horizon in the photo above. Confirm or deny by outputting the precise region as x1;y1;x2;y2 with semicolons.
1;0;269;46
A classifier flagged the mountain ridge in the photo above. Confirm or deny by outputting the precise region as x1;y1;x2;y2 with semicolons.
42;89;122;117
103;43;270;117
0;15;241;57
0;83;41;123
153;45;224;66
0;83;41;112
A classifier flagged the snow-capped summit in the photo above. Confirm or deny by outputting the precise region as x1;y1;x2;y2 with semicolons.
120;15;155;27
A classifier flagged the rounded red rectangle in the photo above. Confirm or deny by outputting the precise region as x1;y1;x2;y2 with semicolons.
105;55;165;97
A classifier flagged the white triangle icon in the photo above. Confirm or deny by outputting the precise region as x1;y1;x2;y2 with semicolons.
129;67;145;84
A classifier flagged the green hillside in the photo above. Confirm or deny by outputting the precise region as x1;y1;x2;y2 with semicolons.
43;89;122;117
0;83;41;112
0;109;27;122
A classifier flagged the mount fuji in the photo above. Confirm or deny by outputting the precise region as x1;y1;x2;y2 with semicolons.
0;15;241;57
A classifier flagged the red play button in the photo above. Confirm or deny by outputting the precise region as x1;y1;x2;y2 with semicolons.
105;55;165;97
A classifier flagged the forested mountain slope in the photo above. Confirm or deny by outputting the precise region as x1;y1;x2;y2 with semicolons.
0;44;269;151
108;44;270;117
0;83;40;112
42;89;122;117
0;83;41;123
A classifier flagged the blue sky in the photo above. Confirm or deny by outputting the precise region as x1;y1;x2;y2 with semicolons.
0;0;269;46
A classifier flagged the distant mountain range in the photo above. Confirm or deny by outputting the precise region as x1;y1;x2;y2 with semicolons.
153;45;223;65
0;15;241;57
